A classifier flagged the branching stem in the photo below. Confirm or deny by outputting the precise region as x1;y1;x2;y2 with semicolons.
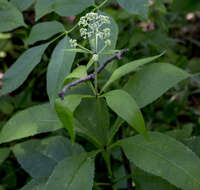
58;49;129;100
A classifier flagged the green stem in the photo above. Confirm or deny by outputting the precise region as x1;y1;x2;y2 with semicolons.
94;61;98;95
66;23;79;34
49;31;67;44
93;28;99;96
98;44;107;54
95;182;110;186
87;81;97;95
102;150;112;177
94;0;109;11
77;44;92;54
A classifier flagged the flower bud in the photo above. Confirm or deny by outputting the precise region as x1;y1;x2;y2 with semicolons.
105;39;111;46
69;39;77;48
92;54;99;62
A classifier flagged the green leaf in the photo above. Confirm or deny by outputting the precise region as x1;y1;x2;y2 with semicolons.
0;97;14;114
35;0;52;21
52;0;94;17
47;36;76;105
55;95;83;142
184;136;200;158
113;165;126;189
101;53;163;92
0;148;10;164
21;179;46;190
10;0;34;11
86;58;95;71
165;123;193;141
108;117;124;145
35;0;94;21
27;21;65;45
117;0;149;19
67;83;94;96
0;0;26;32
64;66;87;85
0;104;62;144
0;43;49;95
74;98;110;146
12;136;84;179
43;153;94;190
124;63;190;108
105;89;148;139
13;142;56;179
119;132;200;190
134;167;179;190
108;61;189;144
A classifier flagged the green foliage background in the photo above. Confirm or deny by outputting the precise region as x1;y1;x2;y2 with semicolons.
0;0;200;189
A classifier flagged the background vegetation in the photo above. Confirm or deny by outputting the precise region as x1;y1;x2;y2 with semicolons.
1;0;200;189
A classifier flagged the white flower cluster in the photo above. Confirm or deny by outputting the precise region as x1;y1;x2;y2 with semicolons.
78;12;111;45
69;39;77;48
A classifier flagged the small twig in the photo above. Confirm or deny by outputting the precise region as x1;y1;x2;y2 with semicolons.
58;49;129;100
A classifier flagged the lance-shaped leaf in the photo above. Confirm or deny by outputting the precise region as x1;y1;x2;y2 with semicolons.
10;0;34;11
0;104;62;144
124;63;190;108
0;43;49;95
117;0;149;19
12;136;84;179
47;36;76;105
0;0;26;32
104;89;148;139
27;21;65;45
55;95;84;142
43;153;94;190
101;53;163;92
87;57;95;71
74;98;110;146
108;63;190;143
119;132;200;190
35;0;94;21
